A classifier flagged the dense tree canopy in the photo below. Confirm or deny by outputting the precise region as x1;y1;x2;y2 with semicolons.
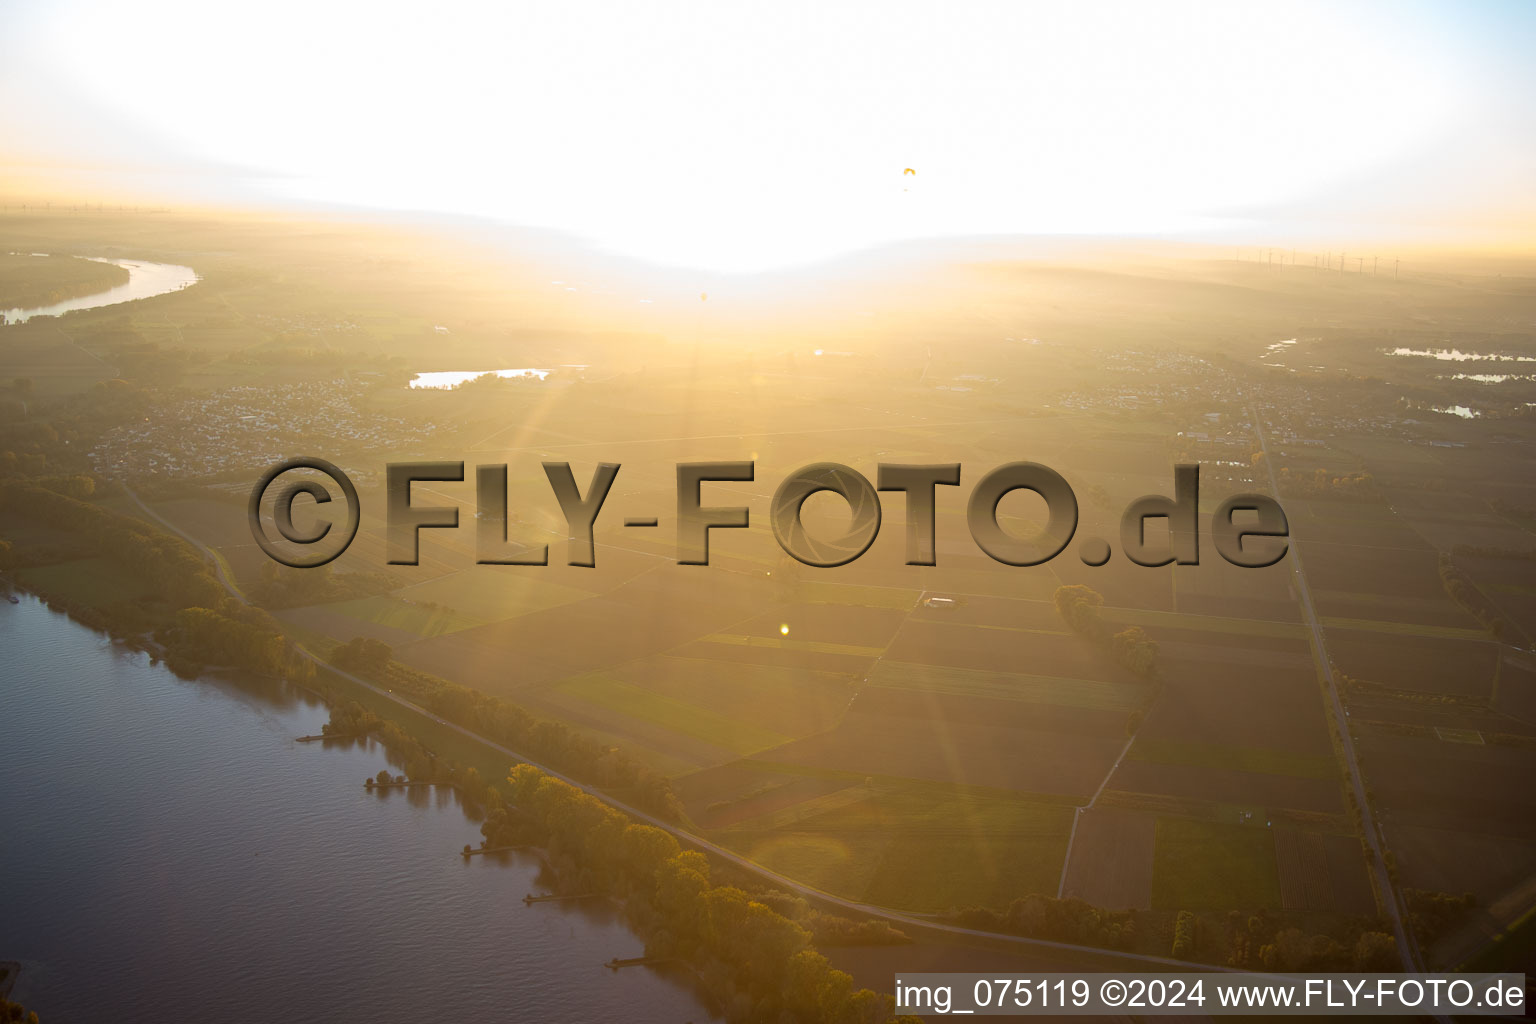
485;765;920;1023
1053;584;1159;678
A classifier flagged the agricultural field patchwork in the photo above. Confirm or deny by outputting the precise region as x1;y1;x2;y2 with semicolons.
42;240;1534;977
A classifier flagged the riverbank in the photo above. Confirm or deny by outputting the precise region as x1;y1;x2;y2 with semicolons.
0;593;722;1023
0;254;198;324
2;485;1262;978
5;580;728;1001
0;252;129;310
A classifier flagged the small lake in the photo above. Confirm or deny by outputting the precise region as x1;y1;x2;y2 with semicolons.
409;369;552;389
0;595;717;1023
1429;405;1479;419
1;256;199;325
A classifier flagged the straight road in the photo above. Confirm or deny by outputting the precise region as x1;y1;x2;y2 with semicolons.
1248;408;1420;971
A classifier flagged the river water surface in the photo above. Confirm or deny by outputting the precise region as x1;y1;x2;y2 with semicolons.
1;257;199;324
0;595;717;1023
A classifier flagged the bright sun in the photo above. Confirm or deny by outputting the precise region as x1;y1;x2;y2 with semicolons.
20;0;1462;271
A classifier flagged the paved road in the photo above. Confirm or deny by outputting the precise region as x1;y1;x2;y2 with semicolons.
121;480;1250;975
1248;409;1419;970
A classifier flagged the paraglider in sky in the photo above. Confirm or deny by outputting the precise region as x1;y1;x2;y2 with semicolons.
700;292;708;302
903;168;915;176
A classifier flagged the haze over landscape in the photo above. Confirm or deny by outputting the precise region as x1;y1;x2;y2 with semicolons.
1;2;1535;1022
4;0;1535;267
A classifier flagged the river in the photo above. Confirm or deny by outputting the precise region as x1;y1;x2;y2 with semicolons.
1;257;199;325
0;595;718;1023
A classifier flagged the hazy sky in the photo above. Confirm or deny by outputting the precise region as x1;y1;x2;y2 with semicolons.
2;0;1532;270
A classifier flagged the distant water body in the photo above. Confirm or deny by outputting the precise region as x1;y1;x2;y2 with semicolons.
1388;346;1536;364
1;256;199;325
409;368;552;389
0;595;717;1023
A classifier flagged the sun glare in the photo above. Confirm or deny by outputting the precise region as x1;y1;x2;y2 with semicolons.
15;0;1471;270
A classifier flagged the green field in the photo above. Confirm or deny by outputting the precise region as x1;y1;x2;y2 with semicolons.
702;632;887;659
1463;905;1536;972
798;581;923;610
715;772;1075;909
326;595;485;637
1104;606;1309;638
1151;818;1282;911
393;570;595;620
776;775;1078;833
868;659;1148;712
596;655;852;739
724;783;875;830
746;829;1069;912
1128;738;1340;781
1318;615;1490;641
551;674;792;755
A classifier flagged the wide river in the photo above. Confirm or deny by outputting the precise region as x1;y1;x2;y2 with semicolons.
1;257;199;325
0;595;718;1023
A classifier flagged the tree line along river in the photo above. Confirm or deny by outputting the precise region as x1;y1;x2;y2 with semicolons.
0;594;719;1023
